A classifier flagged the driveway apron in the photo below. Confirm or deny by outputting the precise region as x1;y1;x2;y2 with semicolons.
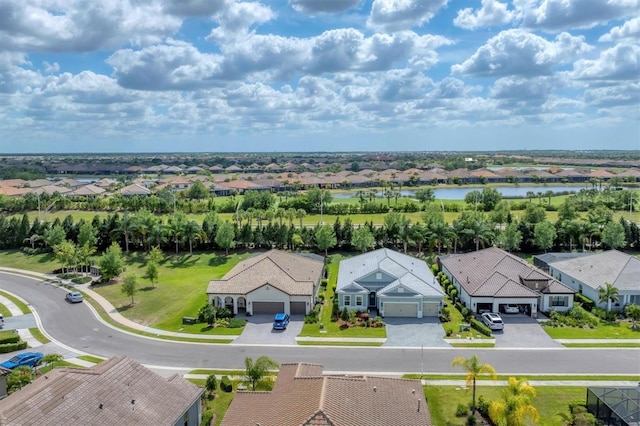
493;315;562;348
383;317;450;347
233;314;303;345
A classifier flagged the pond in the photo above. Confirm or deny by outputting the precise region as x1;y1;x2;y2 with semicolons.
332;185;602;200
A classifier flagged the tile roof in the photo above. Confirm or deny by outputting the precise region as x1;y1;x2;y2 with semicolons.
549;250;640;292
207;250;324;296
0;357;202;426
222;363;432;426
440;247;573;297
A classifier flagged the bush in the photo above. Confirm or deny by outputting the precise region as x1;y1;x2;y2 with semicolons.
466;414;476;425
456;404;468;417
470;318;492;336
321;279;328;287
200;410;214;426
71;276;92;284
0;341;28;353
220;376;233;393
440;307;451;322
450;289;458;299
304;310;319;324
359;312;370;321
227;318;247;328
0;334;21;345
575;293;595;311
476;396;490;417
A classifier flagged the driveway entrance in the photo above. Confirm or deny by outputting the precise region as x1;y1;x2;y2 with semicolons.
493;315;561;348
383;317;449;347
233;314;302;345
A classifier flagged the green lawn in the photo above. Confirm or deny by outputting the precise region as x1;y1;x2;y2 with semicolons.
0;304;11;318
299;253;386;339
91;251;251;331
0;250;58;274
424;385;586;426
0;290;31;314
543;321;640;339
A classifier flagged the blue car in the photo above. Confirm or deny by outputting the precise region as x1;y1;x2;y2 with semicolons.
273;313;290;330
0;352;44;370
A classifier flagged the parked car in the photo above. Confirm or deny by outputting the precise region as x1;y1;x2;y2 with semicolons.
65;291;83;303
0;314;4;328
0;352;44;370
273;313;290;330
504;304;519;314
481;312;504;330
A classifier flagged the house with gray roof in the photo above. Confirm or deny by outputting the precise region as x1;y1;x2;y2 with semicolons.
0;356;203;426
336;249;444;318
207;250;324;315
547;250;640;311
222;363;432;426
439;247;575;317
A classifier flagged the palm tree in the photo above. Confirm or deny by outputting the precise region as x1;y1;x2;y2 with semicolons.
147;223;167;249
462;218;494;251
451;355;497;413
167;212;188;254
489;377;540;426
244;356;279;391
429;221;454;255
295;209;306;229
24;234;43;250
598;282;619;312
183;220;205;255
111;213;135;252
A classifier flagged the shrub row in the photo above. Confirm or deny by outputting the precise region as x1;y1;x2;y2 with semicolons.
470;318;492;336
0;341;28;354
0;334;21;345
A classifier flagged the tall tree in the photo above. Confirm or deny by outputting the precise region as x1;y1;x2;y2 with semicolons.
315;225;337;256
352;227;375;253
598;282;619;313
533;220;556;252
183;220;205;254
167;212;188;253
44;225;66;249
601;221;626;249
98;242;124;282
489;377;540;426
77;222;98;249
462;218;494;251
244;356;279;391
111;213;135;252
498;223;522;253
53;240;77;273
451;355;497;414
215;221;235;255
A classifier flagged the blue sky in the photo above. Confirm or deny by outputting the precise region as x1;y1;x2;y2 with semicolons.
0;0;638;153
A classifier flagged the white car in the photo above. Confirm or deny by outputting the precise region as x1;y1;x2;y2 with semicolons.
65;291;83;303
504;304;519;314
481;312;504;330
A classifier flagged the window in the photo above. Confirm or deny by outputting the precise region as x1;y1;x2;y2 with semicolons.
376;273;382;280
630;295;640;305
344;295;351;306
551;296;567;307
356;296;363;306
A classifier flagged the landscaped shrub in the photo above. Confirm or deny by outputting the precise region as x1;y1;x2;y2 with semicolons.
220;376;233;392
575;293;595;311
456;403;468;417
466;414;476;425
476;396;490;416
470;318;492;336
71;276;92;284
200;410;214;426
0;334;21;345
431;264;439;274
304;310;319;324
227;318;247;328
440;307;451;322
447;284;455;295
331;299;339;322
321;279;328;287
340;307;349;321
0;341;28;354
450;288;458;299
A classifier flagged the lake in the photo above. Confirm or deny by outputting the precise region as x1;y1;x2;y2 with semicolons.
333;186;598;200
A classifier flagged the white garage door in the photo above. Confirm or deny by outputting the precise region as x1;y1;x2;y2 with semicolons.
384;303;418;318
422;303;439;317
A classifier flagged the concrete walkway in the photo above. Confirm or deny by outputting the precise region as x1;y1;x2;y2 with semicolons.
0;292;43;348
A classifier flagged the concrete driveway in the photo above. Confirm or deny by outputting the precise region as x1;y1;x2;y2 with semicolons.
492;314;561;348
383;317;449;348
233;314;303;345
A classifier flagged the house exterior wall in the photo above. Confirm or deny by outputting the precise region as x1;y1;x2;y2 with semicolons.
173;398;202;426
440;264;472;307
548;267;612;310
540;294;572;312
247;286;290;315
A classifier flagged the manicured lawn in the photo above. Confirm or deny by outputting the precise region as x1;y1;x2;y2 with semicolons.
0;250;58;274
543;321;640;339
424;385;586;426
28;327;50;344
0;304;11;317
297;341;383;346
405;373;640;381
77;355;106;363
299;253;386;339
0;290;31;314
92;251;251;331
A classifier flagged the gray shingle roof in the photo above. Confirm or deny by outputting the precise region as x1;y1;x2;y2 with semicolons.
207;250;324;296
550;250;640;292
222;363;432;426
440;247;573;297
0;357;203;426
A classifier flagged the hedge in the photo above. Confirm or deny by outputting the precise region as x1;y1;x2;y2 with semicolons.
470;318;492;337
0;334;21;345
0;341;28;353
574;293;595;311
220;376;233;393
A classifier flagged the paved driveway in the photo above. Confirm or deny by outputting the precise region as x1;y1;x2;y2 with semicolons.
4;313;36;330
492;314;561;348
383;317;449;348
233;314;303;345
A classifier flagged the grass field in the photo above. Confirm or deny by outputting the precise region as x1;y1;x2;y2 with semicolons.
543;321;640;339
424;385;586;426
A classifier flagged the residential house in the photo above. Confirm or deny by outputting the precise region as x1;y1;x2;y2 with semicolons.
222;363;432;426
120;183;152;196
336;249;445;318
547;250;640;310
0;356;203;426
439;247;575;316
207;250;324;315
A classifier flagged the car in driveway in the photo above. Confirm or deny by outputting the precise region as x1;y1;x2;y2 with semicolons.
272;313;290;330
481;312;504;330
504;304;519;314
65;291;83;303
0;352;44;370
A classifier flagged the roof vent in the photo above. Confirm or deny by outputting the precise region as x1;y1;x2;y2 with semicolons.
373;386;377;392
99;403;103;409
131;399;135;405
412;389;416;395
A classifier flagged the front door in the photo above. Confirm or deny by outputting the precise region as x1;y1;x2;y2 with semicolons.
369;292;376;307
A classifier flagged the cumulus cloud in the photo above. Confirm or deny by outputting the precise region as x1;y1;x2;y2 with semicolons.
572;43;640;80
518;0;640;31
206;1;276;43
583;82;640;107
489;76;559;108
162;0;229;16
452;29;592;77
0;52;41;94
454;0;515;30
367;0;450;32
599;16;640;42
0;0;181;52
290;0;361;14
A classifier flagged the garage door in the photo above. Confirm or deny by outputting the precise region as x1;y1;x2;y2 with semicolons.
290;302;306;315
252;302;285;315
422;303;439;317
384;303;418;318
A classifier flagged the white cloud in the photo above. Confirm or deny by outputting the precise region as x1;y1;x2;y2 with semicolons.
206;1;276;43
452;29;591;77
454;0;515;30
162;0;229;17
583;82;640;107
290;0;362;14
599;16;640;42
572;43;640;80
367;0;450;32
0;0;181;52
518;0;640;31
489;76;559;110
0;52;41;94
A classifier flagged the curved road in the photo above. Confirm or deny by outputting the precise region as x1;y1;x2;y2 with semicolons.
2;272;639;375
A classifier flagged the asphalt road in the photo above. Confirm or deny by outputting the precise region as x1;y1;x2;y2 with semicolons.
1;272;639;375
